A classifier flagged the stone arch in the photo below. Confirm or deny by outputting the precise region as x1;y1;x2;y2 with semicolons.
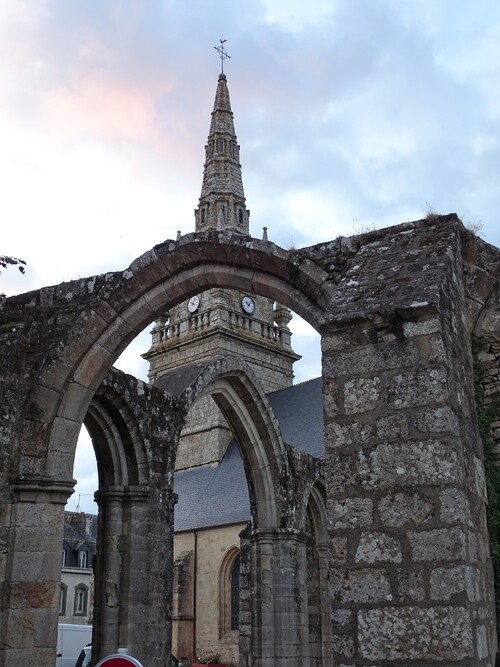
21;234;329;482
154;356;315;664
3;217;499;666
155;355;290;530
80;369;182;663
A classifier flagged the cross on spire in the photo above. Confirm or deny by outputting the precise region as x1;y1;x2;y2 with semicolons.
214;38;231;74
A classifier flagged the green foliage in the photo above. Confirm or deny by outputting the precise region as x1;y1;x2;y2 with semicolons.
472;335;500;633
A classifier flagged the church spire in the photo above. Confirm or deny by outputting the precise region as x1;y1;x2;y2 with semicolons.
194;51;249;234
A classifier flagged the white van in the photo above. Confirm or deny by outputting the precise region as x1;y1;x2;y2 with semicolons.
56;624;92;667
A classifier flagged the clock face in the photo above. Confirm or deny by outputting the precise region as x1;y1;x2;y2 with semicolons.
187;295;200;313
241;295;255;315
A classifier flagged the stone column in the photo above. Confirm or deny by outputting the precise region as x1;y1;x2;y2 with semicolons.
321;309;496;665
1;477;73;667
93;485;174;666
315;543;333;667
249;529;310;667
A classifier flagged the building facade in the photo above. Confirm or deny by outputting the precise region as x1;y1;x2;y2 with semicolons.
59;512;96;626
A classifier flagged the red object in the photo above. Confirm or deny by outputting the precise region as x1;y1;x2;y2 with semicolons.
96;655;143;667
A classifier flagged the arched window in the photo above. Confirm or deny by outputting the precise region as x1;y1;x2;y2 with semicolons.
230;554;240;630
219;546;240;637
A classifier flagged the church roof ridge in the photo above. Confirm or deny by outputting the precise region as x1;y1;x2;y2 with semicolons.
267;376;322;396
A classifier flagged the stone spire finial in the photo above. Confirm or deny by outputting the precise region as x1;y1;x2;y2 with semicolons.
194;68;250;235
262;227;268;241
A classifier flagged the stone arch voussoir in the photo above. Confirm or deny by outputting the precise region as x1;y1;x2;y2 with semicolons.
155;355;290;529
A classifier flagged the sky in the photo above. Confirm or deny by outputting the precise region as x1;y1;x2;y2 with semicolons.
1;0;499;512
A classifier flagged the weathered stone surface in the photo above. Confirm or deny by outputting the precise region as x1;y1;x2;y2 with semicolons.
409;527;467;562
326;420;373;447
343;376;380;414
413;406;459;434
397;569;424;601
386;368;448;408
328;497;373;529
358;606;473;661
327;340;419;377
359;441;461;489
0;214;499;666
378;492;435;527
324;453;357;493
430;565;480;601
376;413;409;440
331;633;354;658
439;487;471;525
330;608;352;627
331;568;392;603
354;532;402;563
403;318;440;337
330;536;348;562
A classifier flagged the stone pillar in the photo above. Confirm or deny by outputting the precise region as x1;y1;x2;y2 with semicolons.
322;309;496;665
1;477;73;667
238;526;252;667
249;529;310;667
316;543;333;667
93;486;174;666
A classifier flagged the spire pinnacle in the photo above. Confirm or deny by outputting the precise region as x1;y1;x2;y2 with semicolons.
194;61;250;235
214;37;231;74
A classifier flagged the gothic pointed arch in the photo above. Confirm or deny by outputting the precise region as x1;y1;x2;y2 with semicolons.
154;355;291;530
218;544;241;638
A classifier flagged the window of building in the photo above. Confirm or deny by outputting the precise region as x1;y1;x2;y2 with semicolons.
62;549;67;567
59;583;67;616
78;550;88;569
74;584;88;616
201;208;206;225
238;208;244;226
230;554;240;630
219;546;240;637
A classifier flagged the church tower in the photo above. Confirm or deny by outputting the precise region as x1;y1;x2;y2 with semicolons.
143;66;300;469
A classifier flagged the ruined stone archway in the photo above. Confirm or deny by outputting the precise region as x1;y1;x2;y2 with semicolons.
83;370;183;664
2;216;500;667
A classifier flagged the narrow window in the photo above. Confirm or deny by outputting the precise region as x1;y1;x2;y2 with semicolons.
238;208;244;226
59;584;67;615
201;208;206;225
62;549;67;567
230;554;240;630
74;585;88;615
78;550;88;569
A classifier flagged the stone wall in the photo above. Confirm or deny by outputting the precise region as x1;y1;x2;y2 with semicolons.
0;216;498;666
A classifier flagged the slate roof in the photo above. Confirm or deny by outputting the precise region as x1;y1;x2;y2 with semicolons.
174;377;323;532
63;513;97;553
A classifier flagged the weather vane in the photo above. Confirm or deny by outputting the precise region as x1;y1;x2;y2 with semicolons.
214;37;231;74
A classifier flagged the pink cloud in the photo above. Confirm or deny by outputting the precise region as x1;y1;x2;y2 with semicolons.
40;72;173;143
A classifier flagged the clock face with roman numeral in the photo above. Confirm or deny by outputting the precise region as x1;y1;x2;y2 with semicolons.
241;295;255;315
187;295;200;313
